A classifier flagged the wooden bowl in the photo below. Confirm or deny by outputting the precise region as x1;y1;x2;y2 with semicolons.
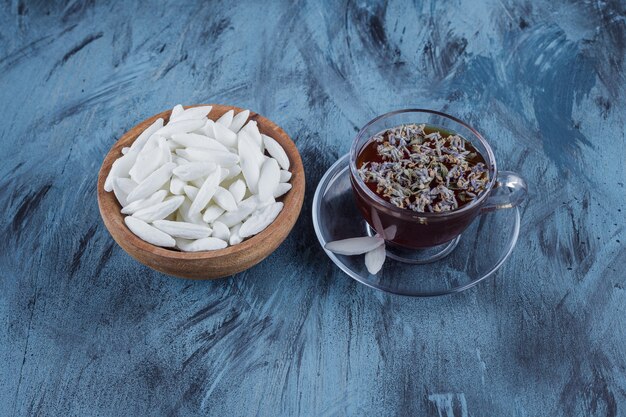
97;104;305;279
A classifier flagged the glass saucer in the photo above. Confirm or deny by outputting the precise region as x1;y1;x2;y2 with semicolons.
312;154;521;297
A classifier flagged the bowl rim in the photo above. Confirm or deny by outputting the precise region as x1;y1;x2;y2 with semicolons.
97;104;305;261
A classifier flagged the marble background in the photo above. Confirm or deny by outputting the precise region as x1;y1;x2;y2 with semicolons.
0;0;624;415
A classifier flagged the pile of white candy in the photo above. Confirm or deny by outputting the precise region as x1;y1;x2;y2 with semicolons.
104;105;292;251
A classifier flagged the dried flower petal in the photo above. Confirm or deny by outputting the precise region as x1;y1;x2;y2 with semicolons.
358;124;489;213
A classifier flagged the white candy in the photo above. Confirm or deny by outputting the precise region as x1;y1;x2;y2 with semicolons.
105;104;292;251
190;177;207;189
211;221;230;241
238;132;262;194
324;237;384;256
183;185;198;201
170;133;229;152
230;110;249;133
173;156;189;165
202;204;225;223
224;164;242;180
173;162;217;181
216;109;234;127
273;182;292;198
258;158;280;203
179;198;205;225
129;138;162;183
112;178;131;207
152;220;212;239
143;132;161;149
129;118;164;153
279;169;292;182
240;158;260;194
175;237;227;252
196;119;216;138
229;223;243;245
257;196;276;210
156;119;205;137
241;121;263;150
213;187;238;211
189;166;221;215
239;202;283;238
170;104;184;120
215;195;258;227
364;244;386;274
166;140;180;151
239;130;265;165
104;148;139;192
159;137;172;163
125;216;175;247
115;178;138;195
121;190;167;214
212;120;238;147
262;134;290;170
170;177;186;195
126;162;176;203
172;105;212;122
219;168;231;182
132;196;184;222
175;148;239;166
228;179;246;203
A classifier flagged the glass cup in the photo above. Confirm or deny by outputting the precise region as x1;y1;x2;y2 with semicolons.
349;109;527;249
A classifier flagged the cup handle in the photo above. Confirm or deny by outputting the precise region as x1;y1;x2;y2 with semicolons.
481;171;527;212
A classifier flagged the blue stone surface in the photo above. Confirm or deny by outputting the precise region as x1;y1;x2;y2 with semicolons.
1;1;625;416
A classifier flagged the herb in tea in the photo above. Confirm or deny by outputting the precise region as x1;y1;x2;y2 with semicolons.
357;124;489;213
